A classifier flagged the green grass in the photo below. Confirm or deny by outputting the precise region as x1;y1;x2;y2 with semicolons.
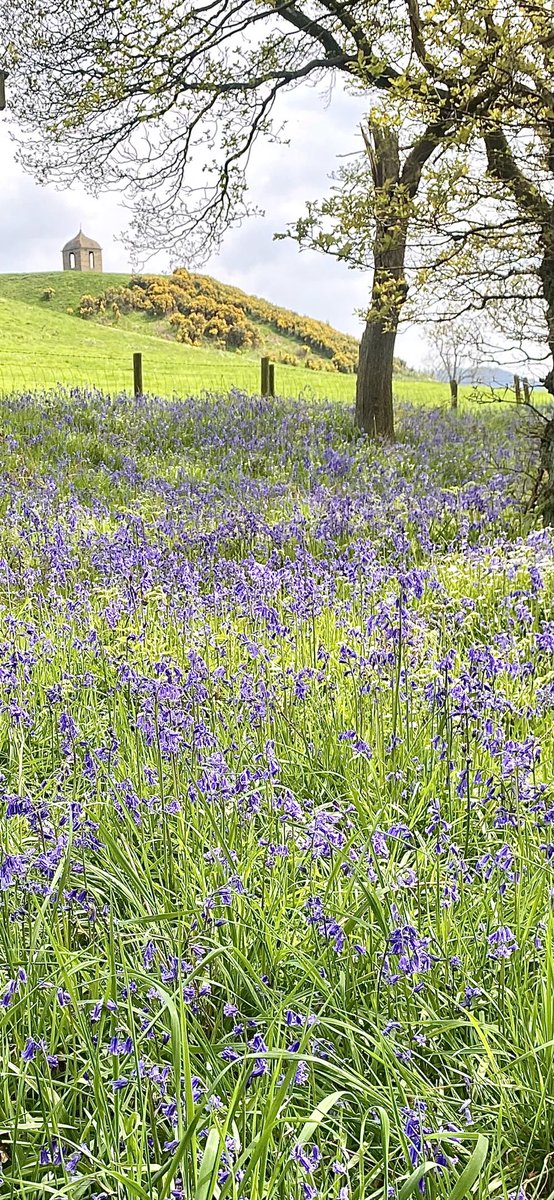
0;272;450;403
0;270;131;313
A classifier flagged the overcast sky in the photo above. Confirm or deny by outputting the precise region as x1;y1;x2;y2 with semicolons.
0;84;430;366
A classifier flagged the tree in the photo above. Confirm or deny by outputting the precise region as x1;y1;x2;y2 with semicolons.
399;0;554;516
0;0;463;439
280;116;440;438
286;116;449;439
281;105;496;435
425;319;482;408
354;119;451;438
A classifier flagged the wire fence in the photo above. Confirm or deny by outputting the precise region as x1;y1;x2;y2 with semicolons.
0;351;463;410
0;345;364;404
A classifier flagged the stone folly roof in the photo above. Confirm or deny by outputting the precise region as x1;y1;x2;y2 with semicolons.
62;230;102;252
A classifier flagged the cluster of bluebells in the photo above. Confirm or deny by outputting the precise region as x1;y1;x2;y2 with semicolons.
0;387;550;1196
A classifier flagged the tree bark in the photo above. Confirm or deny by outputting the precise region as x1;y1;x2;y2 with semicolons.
537;245;554;522
540;417;554;525
449;378;458;409
356;315;397;438
482;134;554;522
355;127;408;440
354;113;452;439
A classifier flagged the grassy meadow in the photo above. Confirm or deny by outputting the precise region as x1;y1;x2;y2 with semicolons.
0;273;452;404
0;384;550;1197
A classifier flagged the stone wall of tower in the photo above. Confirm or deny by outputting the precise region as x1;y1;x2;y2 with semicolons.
62;246;103;272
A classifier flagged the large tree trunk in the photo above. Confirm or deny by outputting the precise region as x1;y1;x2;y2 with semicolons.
355;127;408;441
483;135;554;522
450;378;458;409
355;223;408;439
539;248;554;523
355;316;397;439
354;114;447;438
540;418;554;525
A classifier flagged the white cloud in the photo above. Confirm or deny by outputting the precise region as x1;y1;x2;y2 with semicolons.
0;128;132;272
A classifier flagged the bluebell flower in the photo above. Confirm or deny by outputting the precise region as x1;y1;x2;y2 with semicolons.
387;906;434;978
1;978;20;1008
402;1101;428;1167
291;1143;321;1172
294;1061;309;1085
247;1058;268;1084
372;830;389;859
221;1047;240;1063
22;1037;43;1061
285;1010;304;1027
488;926;518;960
461;986;482;1007
460;1099;473;1125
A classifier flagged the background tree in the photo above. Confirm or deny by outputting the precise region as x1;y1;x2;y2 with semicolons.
397;0;554;514
425;318;482;408
351;113;471;437
284;114;455;438
282;109;489;433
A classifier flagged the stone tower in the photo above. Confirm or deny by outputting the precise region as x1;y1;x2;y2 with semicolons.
62;230;103;272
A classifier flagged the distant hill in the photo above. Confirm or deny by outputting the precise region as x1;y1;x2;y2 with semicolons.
473;365;545;390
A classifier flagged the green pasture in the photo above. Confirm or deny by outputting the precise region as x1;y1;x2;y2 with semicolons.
0;272;453;403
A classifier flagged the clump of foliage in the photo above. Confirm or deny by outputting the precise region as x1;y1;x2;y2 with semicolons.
78;274;259;351
77;269;366;371
41;287;56;301
78;294;100;319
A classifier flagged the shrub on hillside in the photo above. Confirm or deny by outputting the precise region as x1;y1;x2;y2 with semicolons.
76;268;360;371
78;295;98;319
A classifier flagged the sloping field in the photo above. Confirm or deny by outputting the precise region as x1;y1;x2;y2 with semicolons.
0;272;447;402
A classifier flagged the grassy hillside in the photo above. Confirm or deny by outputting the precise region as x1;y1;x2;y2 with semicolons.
0;271;131;312
0;271;448;402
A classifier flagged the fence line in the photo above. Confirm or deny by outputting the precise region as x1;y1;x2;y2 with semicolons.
0;349;489;408
0;351;360;404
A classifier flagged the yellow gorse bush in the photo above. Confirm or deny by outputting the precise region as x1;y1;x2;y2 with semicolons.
77;269;364;373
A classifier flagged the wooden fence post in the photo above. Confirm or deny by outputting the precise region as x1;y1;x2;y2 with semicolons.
133;352;143;397
260;356;270;397
514;374;522;404
522;376;531;404
268;363;275;398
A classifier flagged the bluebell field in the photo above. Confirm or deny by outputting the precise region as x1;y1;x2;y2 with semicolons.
0;387;552;1199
